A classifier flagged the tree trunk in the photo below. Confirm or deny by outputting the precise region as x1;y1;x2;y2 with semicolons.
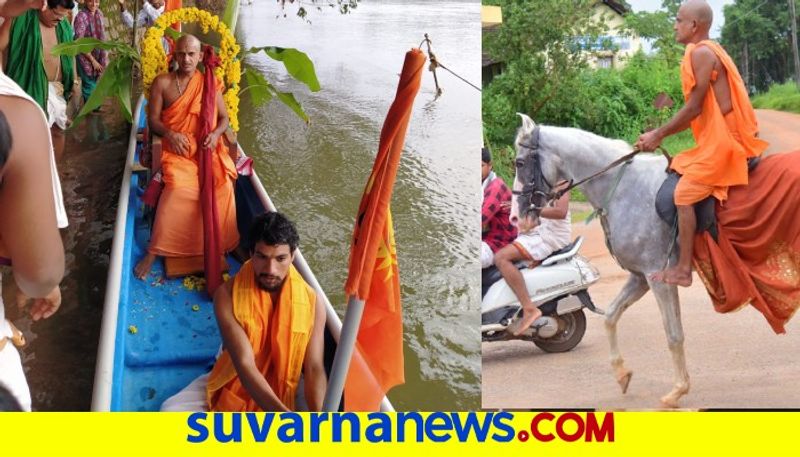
743;41;750;92
789;0;800;88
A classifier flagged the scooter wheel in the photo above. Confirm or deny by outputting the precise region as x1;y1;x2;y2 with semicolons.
533;309;587;353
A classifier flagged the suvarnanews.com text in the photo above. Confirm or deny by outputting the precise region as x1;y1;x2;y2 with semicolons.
186;412;615;443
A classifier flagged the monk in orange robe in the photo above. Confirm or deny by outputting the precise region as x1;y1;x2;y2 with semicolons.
636;0;768;286
134;34;239;279
160;212;327;412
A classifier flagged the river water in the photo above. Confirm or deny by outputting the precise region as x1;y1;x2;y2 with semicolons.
236;0;481;410
12;0;481;411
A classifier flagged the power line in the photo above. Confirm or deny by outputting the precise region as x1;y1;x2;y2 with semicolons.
723;0;769;30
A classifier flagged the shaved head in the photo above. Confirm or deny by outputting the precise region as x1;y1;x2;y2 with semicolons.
176;34;202;51
674;0;713;44
680;0;713;29
174;34;203;75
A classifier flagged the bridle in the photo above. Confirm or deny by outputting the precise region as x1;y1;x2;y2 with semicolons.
511;125;554;215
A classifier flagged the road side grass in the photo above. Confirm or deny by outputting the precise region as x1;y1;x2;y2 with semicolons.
752;82;800;114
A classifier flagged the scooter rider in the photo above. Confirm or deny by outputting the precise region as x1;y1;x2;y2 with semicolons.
481;147;516;268
494;182;571;336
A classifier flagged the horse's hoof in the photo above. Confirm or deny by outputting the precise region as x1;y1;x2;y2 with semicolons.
660;385;689;408
617;371;633;394
660;395;679;409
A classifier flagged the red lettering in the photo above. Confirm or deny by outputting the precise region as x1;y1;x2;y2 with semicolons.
530;413;555;442
530;412;615;443
586;412;615;442
556;413;585;442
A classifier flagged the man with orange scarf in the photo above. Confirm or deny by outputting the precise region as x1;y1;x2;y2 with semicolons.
161;212;327;411
636;0;768;287
134;34;238;282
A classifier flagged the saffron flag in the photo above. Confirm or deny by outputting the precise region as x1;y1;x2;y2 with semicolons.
343;49;425;410
165;0;182;31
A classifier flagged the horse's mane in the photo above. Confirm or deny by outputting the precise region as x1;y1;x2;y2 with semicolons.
540;125;633;159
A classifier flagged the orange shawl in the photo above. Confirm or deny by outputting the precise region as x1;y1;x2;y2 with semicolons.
159;71;236;189
671;40;768;187
206;260;316;411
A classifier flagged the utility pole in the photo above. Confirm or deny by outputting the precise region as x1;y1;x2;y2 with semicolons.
790;0;800;88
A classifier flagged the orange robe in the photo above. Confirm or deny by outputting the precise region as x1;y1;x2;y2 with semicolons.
693;150;800;334
206;261;317;411
149;71;238;257
671;40;768;205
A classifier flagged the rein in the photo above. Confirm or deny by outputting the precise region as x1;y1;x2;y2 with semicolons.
514;125;673;209
513;124;675;269
553;146;672;202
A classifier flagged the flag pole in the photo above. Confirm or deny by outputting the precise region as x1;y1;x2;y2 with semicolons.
322;295;366;411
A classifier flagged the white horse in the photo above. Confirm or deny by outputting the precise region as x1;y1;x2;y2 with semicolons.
511;114;690;408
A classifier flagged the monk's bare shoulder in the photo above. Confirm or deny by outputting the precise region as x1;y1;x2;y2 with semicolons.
690;44;716;66
152;73;173;90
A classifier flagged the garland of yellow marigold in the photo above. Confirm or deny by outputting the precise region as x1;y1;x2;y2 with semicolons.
141;7;241;131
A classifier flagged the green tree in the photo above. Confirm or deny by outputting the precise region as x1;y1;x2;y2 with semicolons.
482;0;611;147
622;0;683;66
721;0;795;92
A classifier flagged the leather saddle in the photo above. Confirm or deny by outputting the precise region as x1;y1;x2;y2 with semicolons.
655;157;761;241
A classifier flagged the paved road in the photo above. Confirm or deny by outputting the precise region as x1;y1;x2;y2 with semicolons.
482;111;800;410
756;109;800;156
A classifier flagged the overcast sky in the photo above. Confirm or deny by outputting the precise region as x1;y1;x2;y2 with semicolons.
627;0;735;38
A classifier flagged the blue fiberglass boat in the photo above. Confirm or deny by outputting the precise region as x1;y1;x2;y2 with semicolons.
91;95;392;411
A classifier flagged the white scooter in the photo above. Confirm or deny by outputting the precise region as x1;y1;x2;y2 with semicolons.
482;236;603;352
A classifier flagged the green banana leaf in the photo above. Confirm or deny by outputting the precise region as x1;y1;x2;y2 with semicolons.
249;46;321;92
242;67;309;123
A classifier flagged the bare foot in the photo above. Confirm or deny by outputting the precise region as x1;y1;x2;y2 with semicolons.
134;253;157;279
508;306;542;336
650;267;692;287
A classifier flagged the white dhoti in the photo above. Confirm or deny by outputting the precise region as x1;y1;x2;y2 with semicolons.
160;364;308;412
480;241;495;268
50;138;68;229
46;81;68;130
160;373;210;412
514;211;572;261
0;279;32;412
